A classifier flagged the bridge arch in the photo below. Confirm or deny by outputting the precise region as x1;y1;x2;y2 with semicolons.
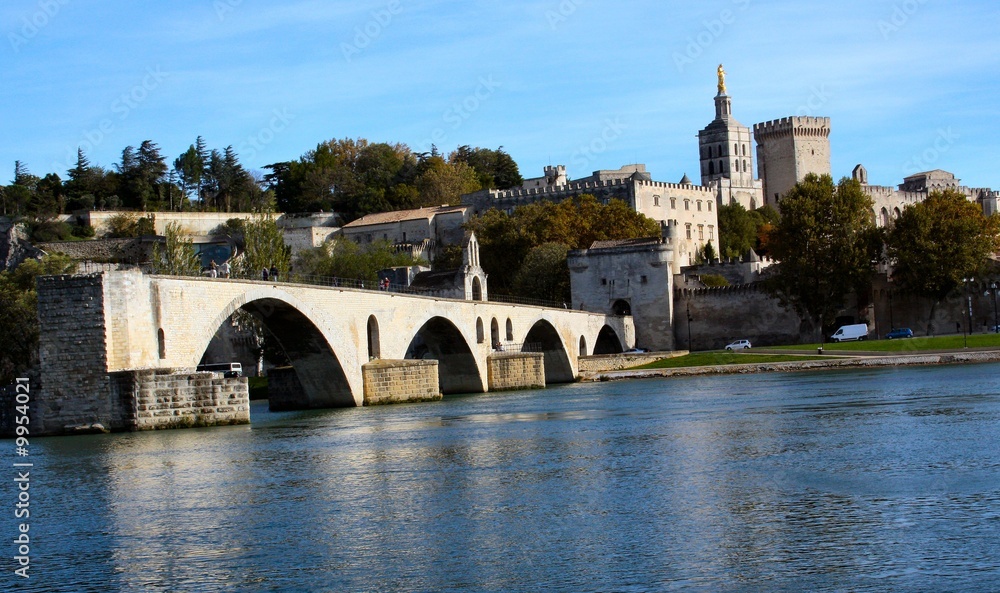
593;325;624;355
406;316;484;395
200;290;356;408
524;319;574;384
367;315;381;360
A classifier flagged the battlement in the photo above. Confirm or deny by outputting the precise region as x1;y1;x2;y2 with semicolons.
753;116;831;139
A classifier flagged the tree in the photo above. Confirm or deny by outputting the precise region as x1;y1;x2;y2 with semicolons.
236;214;291;278
450;146;523;189
513;242;571;303
174;142;205;206
152;223;200;276
0;254;77;383
886;189;1000;334
765;174;882;339
718;203;757;258
414;156;481;207
294;237;424;284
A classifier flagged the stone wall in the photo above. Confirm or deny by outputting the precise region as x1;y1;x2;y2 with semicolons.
266;366;307;411
577;351;684;373
37;237;153;263
36;274;118;435
116;369;249;430
362;359;441;405
675;284;803;350
487;352;545;391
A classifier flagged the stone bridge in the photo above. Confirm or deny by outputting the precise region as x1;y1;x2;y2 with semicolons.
34;271;634;434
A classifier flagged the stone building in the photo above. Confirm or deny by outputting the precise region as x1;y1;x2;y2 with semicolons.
408;231;489;301
855;167;1000;227
753;116;832;206
340;205;470;261
567;226;675;351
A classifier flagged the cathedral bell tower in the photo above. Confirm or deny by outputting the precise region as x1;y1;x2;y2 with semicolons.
698;64;755;189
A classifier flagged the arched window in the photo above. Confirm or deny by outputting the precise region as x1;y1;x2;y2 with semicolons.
491;318;500;348
708;161;715;175
742;144;747;156
719;160;725;174
579;336;587;357
743;160;748;173
157;328;166;359
476;318;485;344
506;318;513;341
734;143;739;155
880;207;889;227
472;277;483;301
367;315;380;360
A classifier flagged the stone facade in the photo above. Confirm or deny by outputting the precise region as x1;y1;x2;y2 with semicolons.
362;359;441;405
117;369;249;430
674;284;805;350
486;352;545;391
340;205;470;261
568;234;675;351
858;168;1000;227
753;116;832;206
79;210;340;237
266;366;307;411
699;92;764;211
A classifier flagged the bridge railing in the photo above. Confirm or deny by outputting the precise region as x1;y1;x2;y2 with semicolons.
74;262;593;311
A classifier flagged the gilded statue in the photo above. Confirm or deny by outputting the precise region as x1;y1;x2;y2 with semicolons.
717;64;726;95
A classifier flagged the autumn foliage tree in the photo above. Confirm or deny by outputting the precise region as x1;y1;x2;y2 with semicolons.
886;189;1000;334
766;174;882;339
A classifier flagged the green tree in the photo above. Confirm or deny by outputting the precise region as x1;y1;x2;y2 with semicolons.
414;156;481;207
886;189;1000;334
513;242;571;303
0;254;77;383
718;202;757;258
152;222;200;276
294;237;424;284
451;146;522;189
236;214;291;278
765;174;882;339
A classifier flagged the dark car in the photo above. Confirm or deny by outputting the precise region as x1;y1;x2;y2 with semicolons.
885;328;913;340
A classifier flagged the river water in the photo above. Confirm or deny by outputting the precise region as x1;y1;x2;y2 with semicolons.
6;363;1000;592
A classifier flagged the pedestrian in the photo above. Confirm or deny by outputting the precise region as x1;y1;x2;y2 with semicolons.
209;260;218;278
219;261;230;278
270;266;279;281
262;267;269;281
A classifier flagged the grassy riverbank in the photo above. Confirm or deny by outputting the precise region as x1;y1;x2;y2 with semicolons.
632;352;824;370
770;332;1000;353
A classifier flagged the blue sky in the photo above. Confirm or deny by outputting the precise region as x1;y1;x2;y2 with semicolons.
3;0;999;191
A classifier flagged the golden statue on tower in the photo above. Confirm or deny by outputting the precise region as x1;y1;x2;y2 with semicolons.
717;64;726;95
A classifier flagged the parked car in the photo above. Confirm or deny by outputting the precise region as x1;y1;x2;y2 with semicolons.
830;324;869;342
885;327;913;340
725;339;752;351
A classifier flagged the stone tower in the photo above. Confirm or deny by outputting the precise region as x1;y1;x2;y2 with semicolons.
697;65;763;210
753;116;831;206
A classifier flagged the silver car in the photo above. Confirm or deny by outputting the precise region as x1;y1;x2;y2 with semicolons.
725;339;752;351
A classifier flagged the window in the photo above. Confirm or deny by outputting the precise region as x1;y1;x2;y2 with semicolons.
601;278;607;286
709;225;715;240
685;224;692;239
709;161;715;175
707;201;712;212
734;143;738;155
697;200;702;212
670;197;676;209
684;199;690;211
742;144;747;156
640;275;648;284
698;225;704;240
653;195;660;207
719;160;725;174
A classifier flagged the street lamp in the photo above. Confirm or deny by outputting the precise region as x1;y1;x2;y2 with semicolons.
963;277;975;348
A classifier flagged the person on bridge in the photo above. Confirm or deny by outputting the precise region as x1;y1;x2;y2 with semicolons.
209;260;218;278
219;261;230;278
270;266;279;281
261;267;269;281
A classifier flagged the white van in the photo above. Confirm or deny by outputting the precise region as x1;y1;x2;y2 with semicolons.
830;324;868;342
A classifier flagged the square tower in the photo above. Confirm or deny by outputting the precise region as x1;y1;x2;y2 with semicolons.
753;117;831;206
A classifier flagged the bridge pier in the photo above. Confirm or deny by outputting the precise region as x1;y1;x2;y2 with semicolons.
487;352;546;391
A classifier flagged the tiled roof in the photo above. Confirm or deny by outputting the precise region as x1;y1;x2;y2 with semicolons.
342;205;468;228
589;237;661;250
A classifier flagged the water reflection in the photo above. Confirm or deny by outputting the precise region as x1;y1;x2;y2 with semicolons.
13;364;1000;592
